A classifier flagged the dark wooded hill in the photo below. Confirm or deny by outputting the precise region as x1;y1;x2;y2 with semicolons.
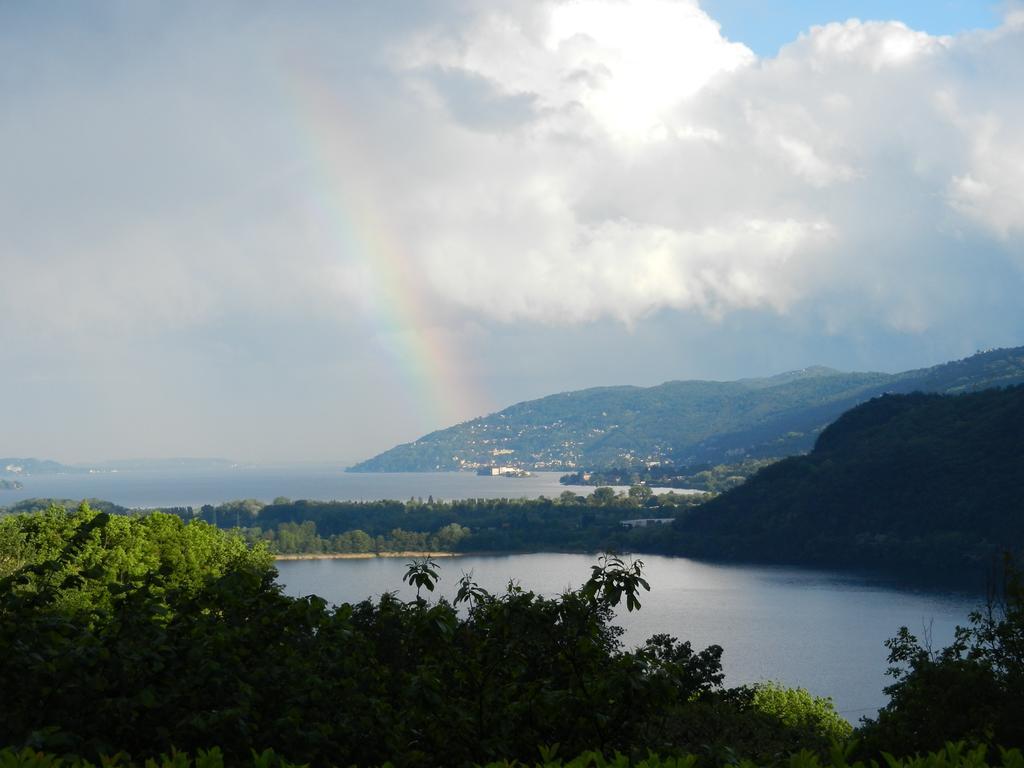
668;385;1024;571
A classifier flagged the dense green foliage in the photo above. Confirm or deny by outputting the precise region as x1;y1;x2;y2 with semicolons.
561;459;779;492
1;507;853;767
351;347;1024;472
1;743;1022;768
750;683;853;744
0;504;271;608
185;490;709;555
858;558;1024;755
4;505;1024;764
669;386;1024;571
1;497;133;516
245;520;471;555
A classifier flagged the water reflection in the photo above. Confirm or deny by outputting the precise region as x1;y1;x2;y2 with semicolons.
275;552;980;721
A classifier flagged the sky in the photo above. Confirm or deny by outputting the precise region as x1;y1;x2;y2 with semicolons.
2;0;1023;465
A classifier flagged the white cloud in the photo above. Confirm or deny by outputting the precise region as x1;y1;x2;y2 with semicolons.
422;210;832;324
383;3;1024;329
2;1;1023;341
798;19;948;70
399;0;753;141
3;1;1024;461
945;113;1024;239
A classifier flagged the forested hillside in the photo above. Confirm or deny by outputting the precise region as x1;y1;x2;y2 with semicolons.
351;347;1024;472
669;385;1024;570
0;505;849;765
2;504;1022;764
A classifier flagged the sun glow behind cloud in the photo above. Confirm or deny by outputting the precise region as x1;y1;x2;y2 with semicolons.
4;1;1021;335
545;0;754;139
2;1;1024;461
388;1;1024;332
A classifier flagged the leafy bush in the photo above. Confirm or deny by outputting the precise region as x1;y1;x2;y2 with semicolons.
859;557;1024;755
0;509;739;766
749;683;852;743
5;505;1022;766
0;742;1021;768
0;503;272;614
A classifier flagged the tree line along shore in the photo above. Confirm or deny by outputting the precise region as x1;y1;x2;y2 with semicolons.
1;504;1022;766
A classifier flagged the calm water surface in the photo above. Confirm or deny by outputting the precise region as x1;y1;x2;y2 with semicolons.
4;466;980;721
276;553;980;721
0;468;590;508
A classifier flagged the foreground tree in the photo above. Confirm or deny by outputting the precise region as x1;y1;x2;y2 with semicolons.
0;505;850;766
859;556;1024;754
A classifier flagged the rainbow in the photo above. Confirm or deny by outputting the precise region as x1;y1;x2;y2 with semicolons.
291;76;483;435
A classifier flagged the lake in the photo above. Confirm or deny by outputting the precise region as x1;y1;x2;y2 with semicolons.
275;552;981;722
3;465;983;722
0;467;592;508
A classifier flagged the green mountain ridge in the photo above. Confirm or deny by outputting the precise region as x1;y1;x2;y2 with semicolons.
669;384;1024;570
350;346;1024;472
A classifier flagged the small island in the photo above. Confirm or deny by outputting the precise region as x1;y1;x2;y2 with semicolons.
476;466;532;477
0;478;24;490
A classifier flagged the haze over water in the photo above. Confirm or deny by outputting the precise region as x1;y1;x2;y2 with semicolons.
0;468;573;509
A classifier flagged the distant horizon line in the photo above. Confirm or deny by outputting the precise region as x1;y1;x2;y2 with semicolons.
6;342;1020;469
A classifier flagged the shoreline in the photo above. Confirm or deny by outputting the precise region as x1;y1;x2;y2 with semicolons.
274;550;461;561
